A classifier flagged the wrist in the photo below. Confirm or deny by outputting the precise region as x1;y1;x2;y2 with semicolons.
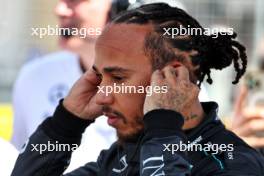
40;99;94;143
143;109;186;140
56;99;94;132
144;109;184;131
63;98;81;117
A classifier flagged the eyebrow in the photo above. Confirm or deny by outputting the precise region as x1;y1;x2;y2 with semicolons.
92;65;133;74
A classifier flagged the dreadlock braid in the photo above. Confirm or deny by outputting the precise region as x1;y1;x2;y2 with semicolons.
112;3;247;86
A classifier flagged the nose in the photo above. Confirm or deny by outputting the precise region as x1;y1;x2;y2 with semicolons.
54;0;73;18
95;86;114;106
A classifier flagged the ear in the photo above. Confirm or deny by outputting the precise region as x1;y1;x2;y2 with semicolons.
167;60;198;83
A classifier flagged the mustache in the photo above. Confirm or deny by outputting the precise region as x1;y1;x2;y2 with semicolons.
102;106;126;122
60;28;74;39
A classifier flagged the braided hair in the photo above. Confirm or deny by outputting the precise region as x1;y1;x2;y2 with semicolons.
112;3;247;86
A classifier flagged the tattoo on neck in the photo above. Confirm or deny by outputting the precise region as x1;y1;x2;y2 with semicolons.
185;113;198;121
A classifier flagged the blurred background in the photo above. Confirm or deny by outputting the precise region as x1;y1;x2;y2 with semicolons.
0;0;59;141
0;0;263;174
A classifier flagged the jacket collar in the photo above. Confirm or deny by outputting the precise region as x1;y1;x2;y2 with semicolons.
122;102;224;162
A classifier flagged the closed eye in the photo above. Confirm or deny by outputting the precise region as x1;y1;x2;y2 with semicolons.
112;75;125;82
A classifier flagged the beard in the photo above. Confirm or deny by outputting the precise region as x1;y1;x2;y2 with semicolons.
116;115;144;146
102;106;145;145
60;29;73;39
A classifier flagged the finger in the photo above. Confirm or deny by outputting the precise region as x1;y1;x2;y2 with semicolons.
243;107;264;120
163;65;177;84
83;69;102;87
74;69;102;93
150;69;164;86
233;118;264;136
233;107;264;130
175;65;190;82
231;107;264;131
234;85;248;117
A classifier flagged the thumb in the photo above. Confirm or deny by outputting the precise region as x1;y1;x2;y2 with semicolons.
150;69;164;86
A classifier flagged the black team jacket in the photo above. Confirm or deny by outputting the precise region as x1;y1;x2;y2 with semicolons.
11;101;264;176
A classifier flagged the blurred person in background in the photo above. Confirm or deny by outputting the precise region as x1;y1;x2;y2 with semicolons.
0;137;18;176
232;37;264;153
11;0;130;172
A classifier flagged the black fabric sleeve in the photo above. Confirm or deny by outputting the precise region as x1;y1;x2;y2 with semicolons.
11;100;99;176
140;109;191;176
143;109;186;140
41;99;94;144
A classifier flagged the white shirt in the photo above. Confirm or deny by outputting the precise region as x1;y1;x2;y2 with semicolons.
0;138;18;176
11;51;116;172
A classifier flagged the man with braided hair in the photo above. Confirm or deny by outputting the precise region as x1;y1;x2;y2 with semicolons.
12;3;264;176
